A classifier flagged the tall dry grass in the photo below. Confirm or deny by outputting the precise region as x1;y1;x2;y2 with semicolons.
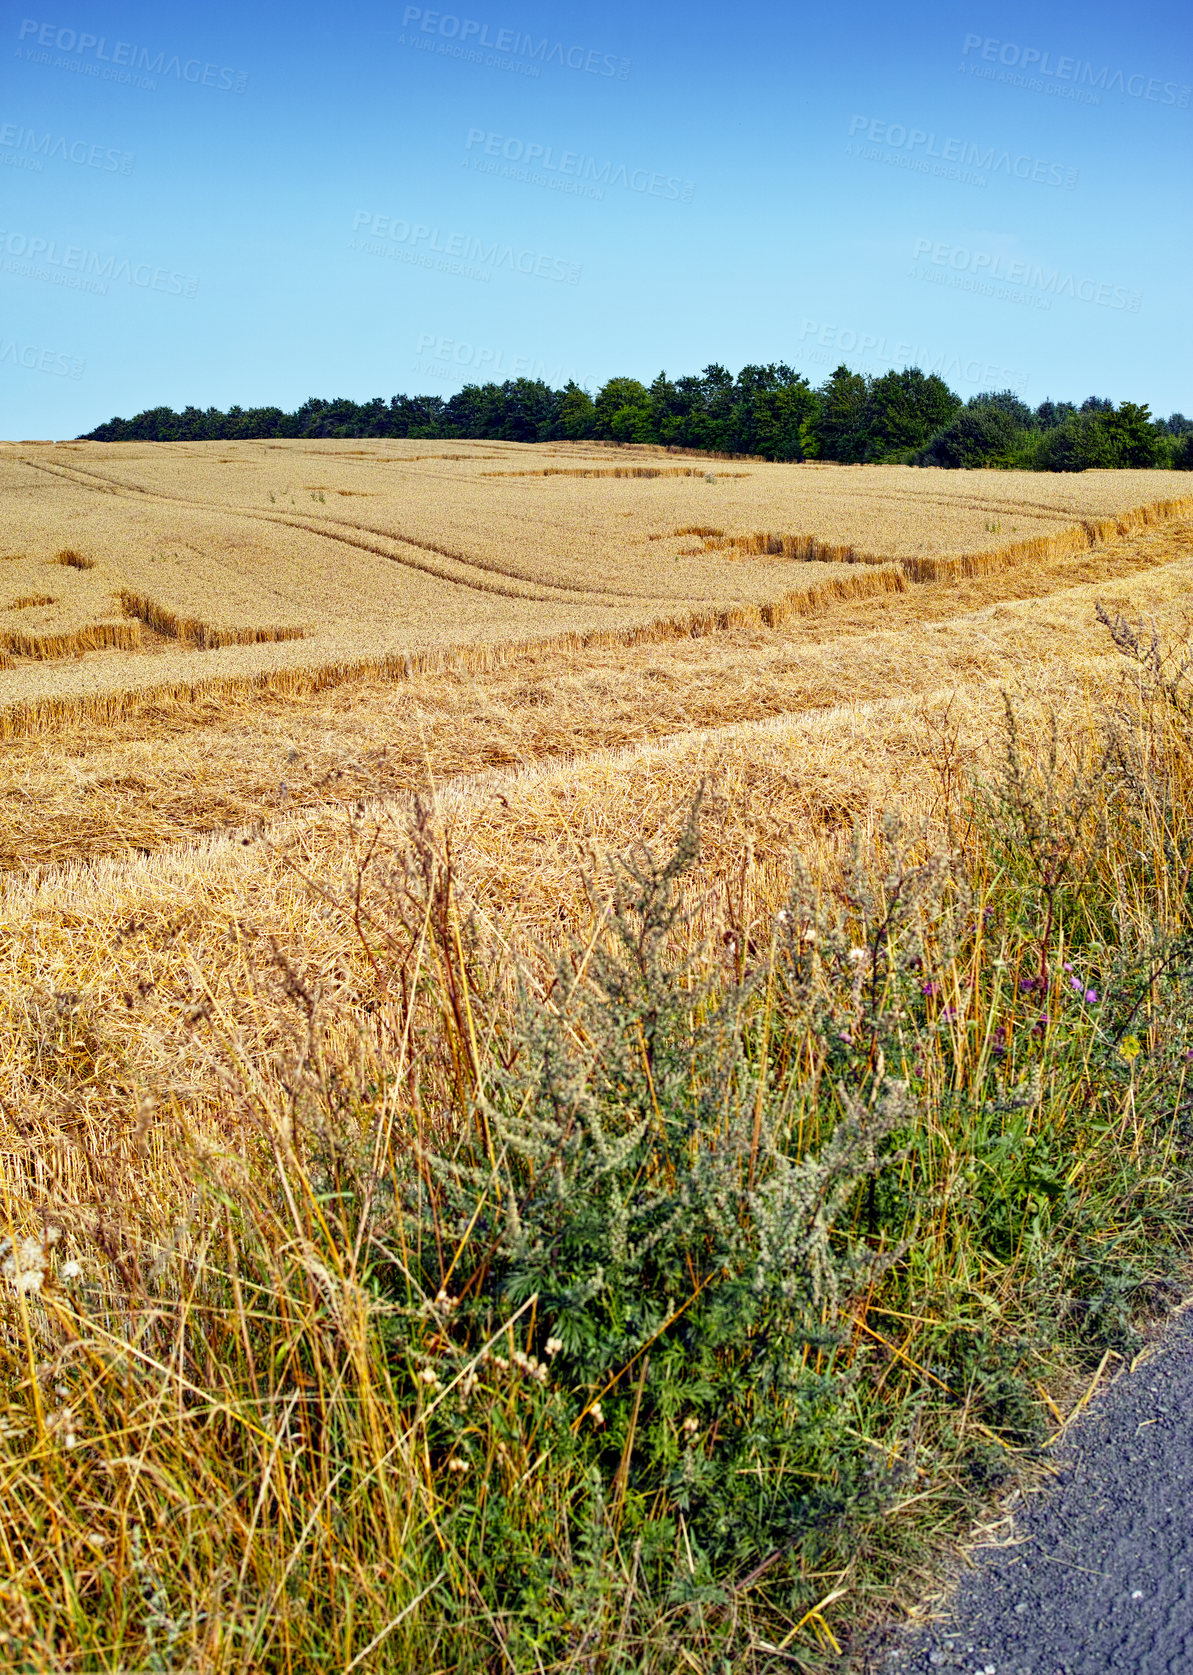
694;491;1193;577
481;466;750;479
0;621;140;660
3;607;1193;1669
118;591;307;651
0;563;905;745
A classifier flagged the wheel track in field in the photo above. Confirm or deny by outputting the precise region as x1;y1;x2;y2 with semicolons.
12;456;712;609
22;455;1151;599
2;515;1188;878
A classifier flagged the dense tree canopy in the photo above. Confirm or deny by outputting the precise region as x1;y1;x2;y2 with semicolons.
81;366;1191;470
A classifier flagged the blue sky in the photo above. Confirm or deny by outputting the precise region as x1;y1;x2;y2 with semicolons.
2;0;1190;436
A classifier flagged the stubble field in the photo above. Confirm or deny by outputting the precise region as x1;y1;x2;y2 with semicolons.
3;441;1193;1671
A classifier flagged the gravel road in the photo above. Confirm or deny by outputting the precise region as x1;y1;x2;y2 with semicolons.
877;1309;1193;1674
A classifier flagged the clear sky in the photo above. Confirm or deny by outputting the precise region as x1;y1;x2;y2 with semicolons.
2;0;1190;437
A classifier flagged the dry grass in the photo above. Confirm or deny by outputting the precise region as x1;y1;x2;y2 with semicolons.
0;620;140;661
1;499;1183;1172
0;575;1180;1198
0;563;906;743
480;465;751;479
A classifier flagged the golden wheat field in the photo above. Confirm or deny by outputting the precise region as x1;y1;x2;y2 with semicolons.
1;439;1189;735
0;484;1188;1220
0;435;1186;1015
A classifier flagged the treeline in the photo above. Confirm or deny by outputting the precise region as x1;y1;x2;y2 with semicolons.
81;363;1193;470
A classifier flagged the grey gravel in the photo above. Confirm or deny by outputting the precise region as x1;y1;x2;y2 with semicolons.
876;1309;1193;1674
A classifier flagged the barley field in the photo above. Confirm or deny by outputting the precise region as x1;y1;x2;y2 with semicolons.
3;444;1193;1671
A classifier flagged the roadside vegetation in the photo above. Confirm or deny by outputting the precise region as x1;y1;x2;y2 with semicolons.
83;365;1193;471
4;609;1193;1671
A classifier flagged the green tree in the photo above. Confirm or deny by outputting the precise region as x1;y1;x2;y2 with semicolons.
608;402;657;443
751;376;819;461
866;369;961;458
915;402;1021;468
594;376;650;439
644;371;684;445
1034;410;1118;471
558;382;596;439
811;365;871;461
1099;401;1164;467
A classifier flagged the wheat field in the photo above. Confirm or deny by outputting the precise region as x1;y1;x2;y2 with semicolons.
3;443;1193;1669
3;439;1191;1231
0;489;1189;1356
1;439;1188;736
2;481;1190;1113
